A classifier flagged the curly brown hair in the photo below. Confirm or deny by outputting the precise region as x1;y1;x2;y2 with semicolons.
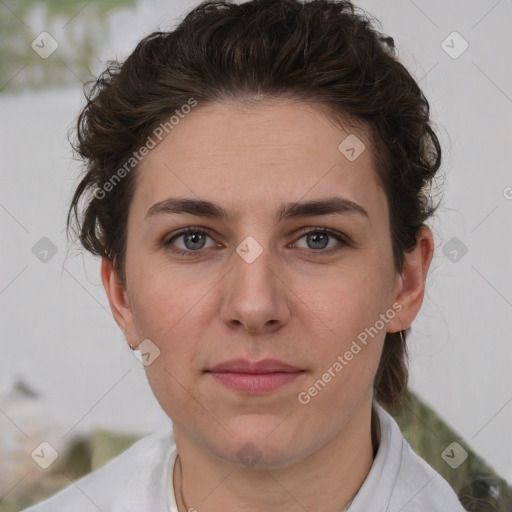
67;0;441;408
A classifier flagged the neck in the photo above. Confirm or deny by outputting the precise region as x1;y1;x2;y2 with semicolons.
172;396;379;512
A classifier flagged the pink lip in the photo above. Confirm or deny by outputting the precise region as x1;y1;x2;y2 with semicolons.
207;358;304;393
209;358;302;373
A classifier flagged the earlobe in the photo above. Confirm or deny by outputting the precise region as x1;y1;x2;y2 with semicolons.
101;258;140;349
387;226;434;333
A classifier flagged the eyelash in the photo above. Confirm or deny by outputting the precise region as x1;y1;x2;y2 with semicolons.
163;226;349;257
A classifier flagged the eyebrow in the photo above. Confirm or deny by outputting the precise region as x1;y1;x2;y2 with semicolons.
145;196;369;223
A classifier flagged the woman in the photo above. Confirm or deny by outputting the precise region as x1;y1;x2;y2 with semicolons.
23;0;467;510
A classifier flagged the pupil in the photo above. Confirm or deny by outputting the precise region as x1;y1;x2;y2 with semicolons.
308;233;328;250
185;233;205;250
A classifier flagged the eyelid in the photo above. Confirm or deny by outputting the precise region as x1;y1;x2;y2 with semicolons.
291;226;351;253
164;226;221;252
297;226;351;243
164;226;216;244
163;225;351;255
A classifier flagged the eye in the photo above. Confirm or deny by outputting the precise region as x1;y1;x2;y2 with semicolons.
292;227;348;254
164;228;220;255
163;226;349;257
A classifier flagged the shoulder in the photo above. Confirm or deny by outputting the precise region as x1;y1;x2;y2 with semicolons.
350;403;467;512
379;405;467;512
20;428;176;512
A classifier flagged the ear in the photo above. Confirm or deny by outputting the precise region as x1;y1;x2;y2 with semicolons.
101;258;140;349
387;226;434;333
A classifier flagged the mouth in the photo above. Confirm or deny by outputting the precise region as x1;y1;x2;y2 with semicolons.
206;358;305;394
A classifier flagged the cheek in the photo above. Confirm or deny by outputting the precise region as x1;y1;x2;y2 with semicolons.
301;262;392;337
126;270;208;423
127;262;207;337
126;264;216;372
297;276;387;414
295;261;392;391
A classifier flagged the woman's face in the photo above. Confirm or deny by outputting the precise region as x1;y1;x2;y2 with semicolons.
105;99;420;468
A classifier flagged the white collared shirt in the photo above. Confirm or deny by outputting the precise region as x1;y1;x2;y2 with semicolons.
21;403;467;511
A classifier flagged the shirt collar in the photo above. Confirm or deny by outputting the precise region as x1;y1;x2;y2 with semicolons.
165;402;400;512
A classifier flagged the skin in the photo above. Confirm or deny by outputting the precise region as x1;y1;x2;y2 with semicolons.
102;98;434;512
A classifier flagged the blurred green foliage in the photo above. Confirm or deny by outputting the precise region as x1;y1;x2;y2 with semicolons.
0;430;142;511
387;391;512;511
0;0;135;93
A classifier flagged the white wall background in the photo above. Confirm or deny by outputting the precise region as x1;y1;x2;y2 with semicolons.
1;0;511;489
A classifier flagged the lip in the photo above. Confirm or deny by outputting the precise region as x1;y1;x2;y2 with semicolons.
207;358;305;393
209;358;302;373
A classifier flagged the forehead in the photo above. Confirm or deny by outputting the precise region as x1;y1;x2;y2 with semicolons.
131;99;386;221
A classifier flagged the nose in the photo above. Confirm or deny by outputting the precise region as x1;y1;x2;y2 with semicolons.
220;244;291;335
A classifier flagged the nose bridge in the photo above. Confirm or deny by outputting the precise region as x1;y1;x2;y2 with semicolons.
220;237;290;333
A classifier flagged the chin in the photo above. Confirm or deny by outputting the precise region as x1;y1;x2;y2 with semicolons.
207;418;312;470
217;442;305;470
